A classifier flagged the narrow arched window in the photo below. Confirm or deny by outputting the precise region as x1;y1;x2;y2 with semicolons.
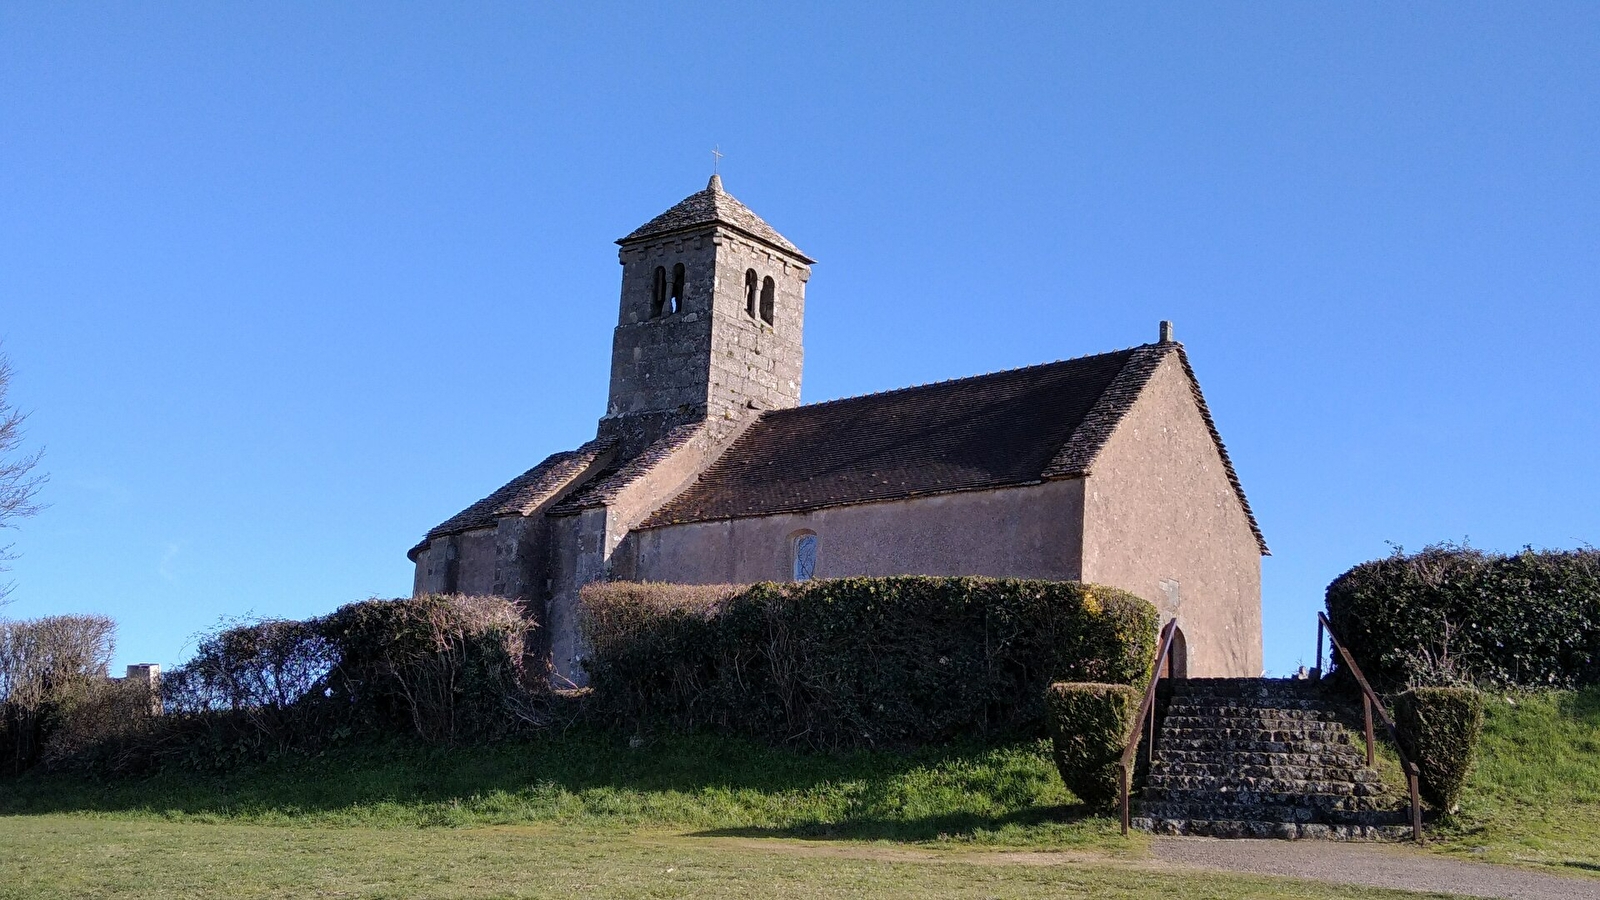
791;532;818;582
651;267;667;318
669;263;686;315
744;269;759;318
759;276;775;326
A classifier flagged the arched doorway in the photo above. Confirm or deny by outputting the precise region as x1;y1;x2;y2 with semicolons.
1162;625;1189;679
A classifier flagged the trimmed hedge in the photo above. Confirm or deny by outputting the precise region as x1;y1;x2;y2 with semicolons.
579;576;1157;749
1045;682;1140;808
1394;686;1485;812
1326;545;1600;690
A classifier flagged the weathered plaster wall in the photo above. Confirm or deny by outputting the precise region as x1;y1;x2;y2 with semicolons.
1079;353;1263;677
621;479;1086;585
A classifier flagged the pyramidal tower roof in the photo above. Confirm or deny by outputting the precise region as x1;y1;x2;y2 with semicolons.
618;175;811;262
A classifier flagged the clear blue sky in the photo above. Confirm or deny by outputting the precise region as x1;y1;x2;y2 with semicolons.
2;3;1596;675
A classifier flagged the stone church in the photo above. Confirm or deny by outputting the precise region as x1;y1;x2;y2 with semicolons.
409;175;1268;683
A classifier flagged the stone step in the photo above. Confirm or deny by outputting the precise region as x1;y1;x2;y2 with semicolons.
1160;736;1358;755
1131;679;1409;841
1150;761;1383;783
1145;775;1388;797
1160;706;1343;723
1130;817;1412;841
1168;678;1322;696
1138;799;1406;824
1158;722;1351;740
1153;748;1370;768
1166;695;1333;710
1142;787;1394;809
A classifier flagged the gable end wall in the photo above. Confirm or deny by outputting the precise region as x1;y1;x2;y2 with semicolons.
1080;353;1263;677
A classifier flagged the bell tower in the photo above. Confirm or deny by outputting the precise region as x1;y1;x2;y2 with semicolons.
601;175;813;452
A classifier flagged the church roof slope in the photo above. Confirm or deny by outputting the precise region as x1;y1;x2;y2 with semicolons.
640;343;1268;554
619;175;811;262
408;439;612;558
642;344;1135;523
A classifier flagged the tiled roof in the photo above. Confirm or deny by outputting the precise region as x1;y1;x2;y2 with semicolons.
641;346;1141;524
618;175;811;262
547;423;705;516
409;439;612;557
639;343;1268;554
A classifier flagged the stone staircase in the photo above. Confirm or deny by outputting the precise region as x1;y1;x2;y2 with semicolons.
1131;677;1412;840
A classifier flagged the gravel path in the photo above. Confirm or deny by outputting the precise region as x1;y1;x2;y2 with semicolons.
1153;837;1600;900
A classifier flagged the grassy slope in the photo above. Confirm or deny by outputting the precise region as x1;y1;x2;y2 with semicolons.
0;732;1459;899
2;692;1595;896
0;731;1123;849
0;817;1459;900
1427;688;1600;875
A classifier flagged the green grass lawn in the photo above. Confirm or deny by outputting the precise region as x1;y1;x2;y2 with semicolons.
0;816;1462;899
0;731;1125;849
1;690;1595;897
1425;687;1600;876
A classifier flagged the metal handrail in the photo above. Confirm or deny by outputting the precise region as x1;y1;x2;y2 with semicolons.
1118;618;1179;836
1316;612;1424;842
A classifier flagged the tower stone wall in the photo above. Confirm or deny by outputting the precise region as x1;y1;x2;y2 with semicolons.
601;187;809;453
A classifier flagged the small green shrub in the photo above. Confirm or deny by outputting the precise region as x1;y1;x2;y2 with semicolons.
1394;686;1486;812
1044;682;1140;808
580;576;1157;750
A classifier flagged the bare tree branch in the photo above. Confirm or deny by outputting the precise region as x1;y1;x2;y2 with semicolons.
0;350;47;604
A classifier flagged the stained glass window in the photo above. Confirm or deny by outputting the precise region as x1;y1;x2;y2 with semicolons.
792;534;817;582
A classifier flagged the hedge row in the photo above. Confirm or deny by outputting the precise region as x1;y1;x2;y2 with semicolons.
1325;544;1600;690
2;595;541;776
579;576;1158;749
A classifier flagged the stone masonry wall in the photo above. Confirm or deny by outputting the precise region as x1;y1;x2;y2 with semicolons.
603;225;808;454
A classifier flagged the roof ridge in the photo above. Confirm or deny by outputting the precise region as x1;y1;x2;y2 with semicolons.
618;179;811;262
1044;344;1173;478
785;343;1160;413
1171;345;1270;555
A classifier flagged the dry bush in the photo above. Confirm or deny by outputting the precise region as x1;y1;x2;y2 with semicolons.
0;614;116;773
161;617;338;752
323;594;537;743
40;677;161;774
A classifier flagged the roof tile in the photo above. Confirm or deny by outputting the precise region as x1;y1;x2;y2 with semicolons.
618;175;810;261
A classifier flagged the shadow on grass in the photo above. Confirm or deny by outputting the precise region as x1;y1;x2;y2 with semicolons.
0;727;1081;842
689;803;1105;843
1557;687;1600;726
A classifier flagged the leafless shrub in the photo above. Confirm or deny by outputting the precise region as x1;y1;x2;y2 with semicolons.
161;617;338;750
323;594;536;743
40;677;161;774
0;614;115;773
0;352;47;604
